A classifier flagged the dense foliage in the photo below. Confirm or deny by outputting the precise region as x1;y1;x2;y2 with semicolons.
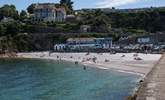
60;0;74;12
0;5;19;20
0;3;165;52
27;4;35;14
108;9;165;32
80;8;165;33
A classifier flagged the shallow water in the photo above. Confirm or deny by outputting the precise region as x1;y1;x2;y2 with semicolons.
0;59;140;100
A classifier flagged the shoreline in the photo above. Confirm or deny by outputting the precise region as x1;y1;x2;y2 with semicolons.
81;61;145;77
1;52;163;99
15;56;144;77
16;52;162;78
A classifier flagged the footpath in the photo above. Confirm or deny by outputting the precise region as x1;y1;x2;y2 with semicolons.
137;53;165;100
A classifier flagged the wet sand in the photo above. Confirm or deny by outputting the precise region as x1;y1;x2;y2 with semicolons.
17;52;162;77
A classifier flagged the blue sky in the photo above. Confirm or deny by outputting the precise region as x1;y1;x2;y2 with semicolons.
0;0;165;11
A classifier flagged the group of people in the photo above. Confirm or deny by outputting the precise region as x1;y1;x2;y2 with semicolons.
121;53;143;60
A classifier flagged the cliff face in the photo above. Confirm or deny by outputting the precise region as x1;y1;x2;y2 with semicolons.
0;33;55;52
15;33;56;52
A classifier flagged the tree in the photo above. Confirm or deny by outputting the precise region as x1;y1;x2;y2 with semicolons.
0;24;6;36
0;4;19;20
112;7;115;10
20;10;27;17
3;21;20;36
81;10;112;32
27;4;35;14
60;0;74;11
92;13;111;32
20;10;27;20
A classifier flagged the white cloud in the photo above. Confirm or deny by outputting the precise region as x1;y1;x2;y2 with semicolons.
96;0;147;8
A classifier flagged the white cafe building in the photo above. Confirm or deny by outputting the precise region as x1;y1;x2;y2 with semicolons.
54;37;113;51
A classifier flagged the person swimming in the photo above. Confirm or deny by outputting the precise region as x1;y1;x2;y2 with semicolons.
75;61;78;64
83;66;87;70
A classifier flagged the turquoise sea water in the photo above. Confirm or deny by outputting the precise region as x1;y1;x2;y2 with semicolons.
0;59;140;100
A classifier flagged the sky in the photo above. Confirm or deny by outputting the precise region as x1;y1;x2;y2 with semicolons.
0;0;165;11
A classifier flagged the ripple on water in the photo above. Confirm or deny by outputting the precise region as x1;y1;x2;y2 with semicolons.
0;59;140;100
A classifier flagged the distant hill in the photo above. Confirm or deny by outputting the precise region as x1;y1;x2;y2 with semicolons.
76;6;165;33
76;6;165;13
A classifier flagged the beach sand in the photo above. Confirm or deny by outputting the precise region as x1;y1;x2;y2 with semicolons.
17;52;162;77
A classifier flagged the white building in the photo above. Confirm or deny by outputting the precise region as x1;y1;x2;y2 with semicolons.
54;44;67;51
67;38;113;50
137;37;150;44
33;3;66;22
54;38;113;51
137;36;156;44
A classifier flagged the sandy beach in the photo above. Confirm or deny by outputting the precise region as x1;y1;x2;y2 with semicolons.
17;52;162;77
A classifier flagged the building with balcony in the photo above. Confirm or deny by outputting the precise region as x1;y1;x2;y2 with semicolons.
33;3;66;22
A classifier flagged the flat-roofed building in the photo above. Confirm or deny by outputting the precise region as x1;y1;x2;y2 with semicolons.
66;38;113;50
137;36;157;44
54;37;113;51
54;44;67;51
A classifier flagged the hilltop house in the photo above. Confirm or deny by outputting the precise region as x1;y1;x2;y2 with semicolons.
54;38;113;51
33;3;66;22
